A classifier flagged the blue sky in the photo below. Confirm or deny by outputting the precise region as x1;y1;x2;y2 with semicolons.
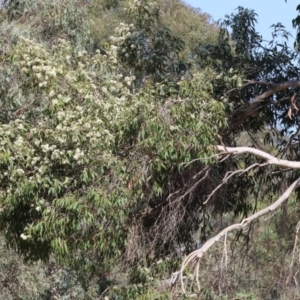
184;0;299;46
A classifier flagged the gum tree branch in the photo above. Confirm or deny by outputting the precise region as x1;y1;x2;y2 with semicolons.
253;80;300;102
171;145;300;294
176;178;300;294
216;145;300;169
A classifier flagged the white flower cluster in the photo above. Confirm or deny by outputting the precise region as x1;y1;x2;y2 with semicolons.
16;168;25;176
0;35;141;217
41;144;57;153
16;37;63;90
73;148;84;162
14;136;24;147
20;233;31;240
110;23;135;45
124;76;136;87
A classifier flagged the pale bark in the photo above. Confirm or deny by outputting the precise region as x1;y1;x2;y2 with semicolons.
176;178;300;294
173;145;300;294
216;145;300;169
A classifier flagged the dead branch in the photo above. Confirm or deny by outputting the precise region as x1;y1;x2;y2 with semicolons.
216;145;300;169
176;178;300;294
287;221;300;286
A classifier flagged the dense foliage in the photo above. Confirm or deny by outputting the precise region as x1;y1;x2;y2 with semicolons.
1;0;300;299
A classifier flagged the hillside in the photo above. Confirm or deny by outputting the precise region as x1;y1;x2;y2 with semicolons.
1;1;300;299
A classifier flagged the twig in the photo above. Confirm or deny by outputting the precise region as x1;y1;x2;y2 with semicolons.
243;80;272;87
204;162;268;205
180;153;221;168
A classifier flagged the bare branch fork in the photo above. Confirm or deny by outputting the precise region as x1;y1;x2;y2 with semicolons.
176;178;300;294
173;145;300;294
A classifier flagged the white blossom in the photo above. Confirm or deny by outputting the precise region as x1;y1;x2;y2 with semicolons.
14;136;24;147
20;233;30;240
16;168;25;175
